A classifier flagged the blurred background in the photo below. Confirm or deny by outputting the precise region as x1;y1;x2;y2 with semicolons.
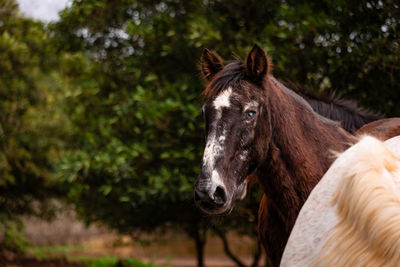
0;0;399;266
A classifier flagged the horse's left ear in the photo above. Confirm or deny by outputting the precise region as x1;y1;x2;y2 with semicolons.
245;44;270;84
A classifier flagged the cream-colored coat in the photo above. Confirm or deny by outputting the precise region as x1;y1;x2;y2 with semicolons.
281;136;400;267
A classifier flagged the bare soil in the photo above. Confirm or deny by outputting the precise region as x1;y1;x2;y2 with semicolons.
19;210;267;266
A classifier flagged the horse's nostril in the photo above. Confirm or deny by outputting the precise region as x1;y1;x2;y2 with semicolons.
194;186;226;209
213;186;227;205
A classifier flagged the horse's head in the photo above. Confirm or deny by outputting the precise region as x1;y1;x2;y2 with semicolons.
194;45;272;214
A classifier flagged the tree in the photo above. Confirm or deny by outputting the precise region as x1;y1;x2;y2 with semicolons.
0;0;69;252
259;0;400;116
51;0;399;265
52;1;269;265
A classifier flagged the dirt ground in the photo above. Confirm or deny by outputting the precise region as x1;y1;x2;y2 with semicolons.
0;251;258;267
19;210;266;267
0;250;82;267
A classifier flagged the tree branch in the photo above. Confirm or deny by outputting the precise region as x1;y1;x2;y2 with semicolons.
213;227;246;267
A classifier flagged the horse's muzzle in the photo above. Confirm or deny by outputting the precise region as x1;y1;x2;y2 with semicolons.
194;172;228;213
194;184;227;211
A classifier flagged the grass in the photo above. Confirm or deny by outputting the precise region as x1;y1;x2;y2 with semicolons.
27;245;86;259
78;256;159;267
27;245;159;267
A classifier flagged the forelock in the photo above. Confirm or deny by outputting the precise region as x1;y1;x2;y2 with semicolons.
202;61;245;99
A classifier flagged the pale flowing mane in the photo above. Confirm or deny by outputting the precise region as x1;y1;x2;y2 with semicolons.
316;136;400;267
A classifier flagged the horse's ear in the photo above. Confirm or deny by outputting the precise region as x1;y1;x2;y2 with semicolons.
200;48;224;82
245;44;270;84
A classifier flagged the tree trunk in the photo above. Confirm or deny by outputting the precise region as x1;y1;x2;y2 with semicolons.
214;227;246;267
193;226;207;267
251;238;262;267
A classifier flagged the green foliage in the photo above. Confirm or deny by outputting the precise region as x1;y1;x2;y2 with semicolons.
53;0;209;237
77;256;159;267
1;220;29;253
27;245;85;259
50;1;400;263
27;246;158;267
260;0;400;116
0;0;69;250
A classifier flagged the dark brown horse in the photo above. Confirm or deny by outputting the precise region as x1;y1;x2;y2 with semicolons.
194;45;400;266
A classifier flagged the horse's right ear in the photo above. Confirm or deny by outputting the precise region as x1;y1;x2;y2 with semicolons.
200;49;224;82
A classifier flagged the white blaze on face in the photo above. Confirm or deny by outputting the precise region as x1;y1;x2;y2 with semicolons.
202;87;233;187
202;134;220;171
213;87;232;118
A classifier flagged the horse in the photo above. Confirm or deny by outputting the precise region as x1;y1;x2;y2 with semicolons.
281;135;400;267
356;117;400;140
193;44;400;266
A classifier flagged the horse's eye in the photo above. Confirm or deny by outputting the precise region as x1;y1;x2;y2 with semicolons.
247;111;256;118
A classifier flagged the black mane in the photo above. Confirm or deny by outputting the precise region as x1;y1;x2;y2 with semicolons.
299;91;384;133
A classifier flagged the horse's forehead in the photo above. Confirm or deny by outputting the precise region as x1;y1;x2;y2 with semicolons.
205;86;263;117
212;87;233;110
207;86;251;108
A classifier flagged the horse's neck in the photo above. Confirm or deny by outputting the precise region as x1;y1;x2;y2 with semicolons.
257;79;352;224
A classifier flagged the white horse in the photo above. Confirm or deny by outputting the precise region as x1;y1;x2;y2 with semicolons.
281;135;400;267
